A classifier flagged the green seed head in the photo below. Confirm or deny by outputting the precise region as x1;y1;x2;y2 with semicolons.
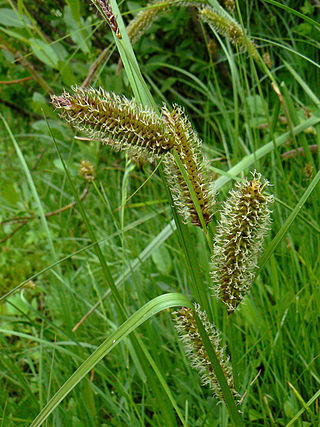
52;88;216;227
51;87;174;160
80;160;96;182
173;304;237;402
211;172;273;312
223;0;235;13
162;105;215;227
127;0;171;44
199;7;258;58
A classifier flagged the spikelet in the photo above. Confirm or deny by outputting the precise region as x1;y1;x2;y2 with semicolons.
126;0;209;45
51;87;174;160
93;0;122;39
223;0;235;13
211;172;273;312
80;160;96;182
52;88;216;227
127;0;171;44
161;105;215;227
263;51;272;69
173;304;237;402
199;6;258;58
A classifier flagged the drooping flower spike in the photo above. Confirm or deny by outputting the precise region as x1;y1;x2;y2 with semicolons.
92;0;122;39
211;172;273;312
173;304;238;402
162;105;215;227
52;87;215;228
51;87;175;160
199;6;258;58
125;0;258;63
126;0;172;44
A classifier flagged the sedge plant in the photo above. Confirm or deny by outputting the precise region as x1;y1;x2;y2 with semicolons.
50;80;273;422
30;0;277;424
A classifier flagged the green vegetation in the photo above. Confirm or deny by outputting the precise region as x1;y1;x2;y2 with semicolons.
1;0;319;425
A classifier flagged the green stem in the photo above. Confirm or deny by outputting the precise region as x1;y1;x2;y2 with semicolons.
159;164;213;321
227;313;240;392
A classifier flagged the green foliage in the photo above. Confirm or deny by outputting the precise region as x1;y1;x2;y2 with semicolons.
1;0;320;425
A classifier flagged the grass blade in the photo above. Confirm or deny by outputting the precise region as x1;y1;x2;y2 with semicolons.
30;293;191;427
259;169;320;269
286;388;320;427
262;0;320;29
1;114;56;258
214;116;320;191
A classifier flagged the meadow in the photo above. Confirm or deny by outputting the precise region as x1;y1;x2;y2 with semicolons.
0;0;320;425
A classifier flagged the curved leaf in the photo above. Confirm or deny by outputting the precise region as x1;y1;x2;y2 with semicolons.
31;293;192;427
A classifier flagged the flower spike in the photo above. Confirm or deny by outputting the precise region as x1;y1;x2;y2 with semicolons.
127;0;171;44
51;87;174;160
199;6;258;58
93;0;122;39
211;172;273;312
162;105;215;227
173;304;237;402
52;88;216;227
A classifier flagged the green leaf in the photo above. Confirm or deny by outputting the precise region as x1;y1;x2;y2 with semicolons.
107;0;156;108
301;1;314;15
59;61;76;86
161;77;177;93
52;42;68;61
31;119;71;139
0;26;29;42
53;158;65;171
64;5;90;53
31;92;52;115
66;0;81;22
29;38;59;69
0;8;30;28
284;400;295;418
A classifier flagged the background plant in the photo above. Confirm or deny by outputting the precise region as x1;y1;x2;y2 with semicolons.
0;0;320;426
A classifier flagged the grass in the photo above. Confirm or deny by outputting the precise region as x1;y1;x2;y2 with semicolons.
0;0;320;425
